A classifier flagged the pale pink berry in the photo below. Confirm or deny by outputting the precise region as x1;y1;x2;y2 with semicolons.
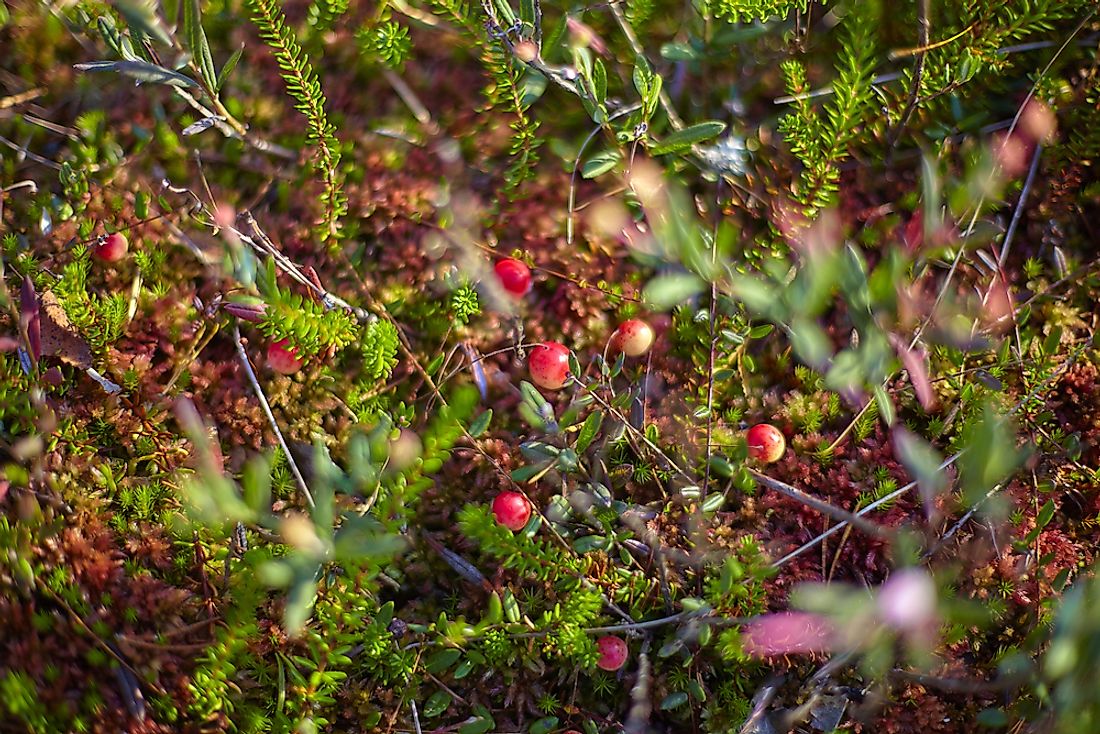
528;341;571;390
492;491;531;531
267;339;304;375
746;423;785;463
878;568;937;633
94;232;128;262
596;635;628;671
609;319;655;357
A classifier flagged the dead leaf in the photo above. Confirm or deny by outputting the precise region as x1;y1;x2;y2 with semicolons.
38;290;92;368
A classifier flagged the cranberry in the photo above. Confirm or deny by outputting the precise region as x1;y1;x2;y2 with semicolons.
94;232;128;262
746;423;785;463
528;341;571;390
267;338;304;375
494;258;532;297
492;491;531;531
609;319;655;357
596;635;628;671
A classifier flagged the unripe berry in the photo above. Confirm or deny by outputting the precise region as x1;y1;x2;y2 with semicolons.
596;635;629;671
494;258;532;297
387;429;422;473
267;338;304;375
94;232;128;262
527;341;571;390
512;40;538;63
609;319;655;357
746;423;785;463
492;491;531;531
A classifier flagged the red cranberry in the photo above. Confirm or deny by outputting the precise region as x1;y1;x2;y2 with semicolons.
267;339;304;375
596;635;628;671
492;491;531;531
609;319;655;357
528;341;571;390
94;232;128;262
746;423;785;463
494;258;532;297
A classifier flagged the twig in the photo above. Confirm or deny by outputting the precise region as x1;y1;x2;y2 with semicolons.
232;324;315;508
606;1;683;131
887;0;931;148
773;335;1091;569
998;143;1043;268
747;468;893;540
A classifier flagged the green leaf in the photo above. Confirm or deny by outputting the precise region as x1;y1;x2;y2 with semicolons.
573;535;609;553
183;0;217;90
217;45;244;92
660;692;690;710
592;59;607;106
74;60;198;88
582;149;621;179
632;56;661;119
518;0;538;31
426;648;462;674
873;385;896;426
284;567;319;635
530;717;559;734
957;402;1029;508
458;711;495;734
643;273;705;309
112;0;173;46
788;317;832;370
893;427;945;503
423;690;452;718
469;409;493;438
649;121;726;155
575;411;603;453
502;589;521;623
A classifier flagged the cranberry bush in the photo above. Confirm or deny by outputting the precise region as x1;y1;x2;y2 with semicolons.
1;0;1099;732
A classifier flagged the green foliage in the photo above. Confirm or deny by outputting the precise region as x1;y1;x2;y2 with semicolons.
51;246;128;354
428;0;543;191
256;264;359;359
246;0;347;243
0;354;36;438
449;284;481;326
0;670;56;733
709;0;809;24
359;318;400;382
358;20;413;69
307;0;350;30
778;4;878;213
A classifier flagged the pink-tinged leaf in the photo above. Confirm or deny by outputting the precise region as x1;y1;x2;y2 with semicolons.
224;301;268;323
889;333;936;411
981;272;1014;335
901;211;923;253
566;18;608;55
742;612;834;657
20;276;40;362
0;336;20;352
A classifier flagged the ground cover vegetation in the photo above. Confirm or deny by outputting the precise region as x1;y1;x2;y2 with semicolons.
2;0;1100;732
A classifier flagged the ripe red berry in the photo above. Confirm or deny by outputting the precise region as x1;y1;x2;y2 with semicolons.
492;491;531;531
596;635;629;671
528;341;571;390
609;319;655;357
94;232;128;262
267;338;304;375
494;258;532;297
746;423;786;463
